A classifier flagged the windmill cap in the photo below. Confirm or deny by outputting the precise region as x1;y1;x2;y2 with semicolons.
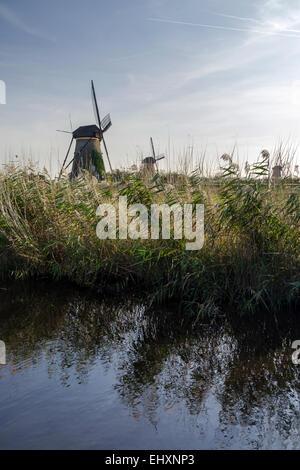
143;157;156;164
73;125;101;139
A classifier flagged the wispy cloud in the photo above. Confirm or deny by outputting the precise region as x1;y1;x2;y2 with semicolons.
208;12;262;24
209;10;300;34
258;0;300;33
148;17;300;39
0;3;55;42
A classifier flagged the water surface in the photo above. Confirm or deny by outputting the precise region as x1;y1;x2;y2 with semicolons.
0;282;299;449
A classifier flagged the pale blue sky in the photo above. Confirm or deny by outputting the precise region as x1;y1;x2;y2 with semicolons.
1;0;300;174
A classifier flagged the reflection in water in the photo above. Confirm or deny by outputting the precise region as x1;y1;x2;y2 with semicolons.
0;282;299;449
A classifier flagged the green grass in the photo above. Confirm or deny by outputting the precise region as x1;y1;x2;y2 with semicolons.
0;156;299;318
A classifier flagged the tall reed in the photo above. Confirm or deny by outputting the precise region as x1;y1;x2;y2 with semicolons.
0;153;299;318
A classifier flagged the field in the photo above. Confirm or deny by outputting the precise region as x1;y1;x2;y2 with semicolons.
0;152;299;318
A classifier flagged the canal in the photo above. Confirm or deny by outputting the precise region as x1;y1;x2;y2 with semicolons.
0;282;299;449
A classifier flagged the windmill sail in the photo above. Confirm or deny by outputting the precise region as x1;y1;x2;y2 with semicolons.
91;80;102;131
150;137;156;159
91;80;113;173
101;113;112;133
58;137;74;179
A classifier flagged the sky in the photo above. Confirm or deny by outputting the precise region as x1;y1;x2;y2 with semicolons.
1;0;300;175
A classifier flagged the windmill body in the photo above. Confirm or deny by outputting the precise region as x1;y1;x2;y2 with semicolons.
142;156;157;176
272;165;283;179
70;125;105;180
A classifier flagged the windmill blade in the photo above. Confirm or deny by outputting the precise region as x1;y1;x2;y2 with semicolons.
69;113;73;132
91;80;113;173
101;113;112;133
150;137;156;159
155;155;165;162
58;137;74;179
56;130;72;134
101;138;113;173
91;79;102;130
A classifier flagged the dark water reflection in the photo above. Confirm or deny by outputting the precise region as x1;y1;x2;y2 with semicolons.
0;282;299;449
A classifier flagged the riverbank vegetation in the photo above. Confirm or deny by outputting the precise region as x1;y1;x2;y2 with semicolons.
0;151;299;318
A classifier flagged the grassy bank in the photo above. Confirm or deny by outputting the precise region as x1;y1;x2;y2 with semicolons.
0;155;299;318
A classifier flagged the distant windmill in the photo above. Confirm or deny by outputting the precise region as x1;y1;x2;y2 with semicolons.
58;80;112;180
142;137;165;176
272;164;283;178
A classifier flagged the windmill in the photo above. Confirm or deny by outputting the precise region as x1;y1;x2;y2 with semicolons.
141;137;165;176
58;80;112;180
272;164;283;178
